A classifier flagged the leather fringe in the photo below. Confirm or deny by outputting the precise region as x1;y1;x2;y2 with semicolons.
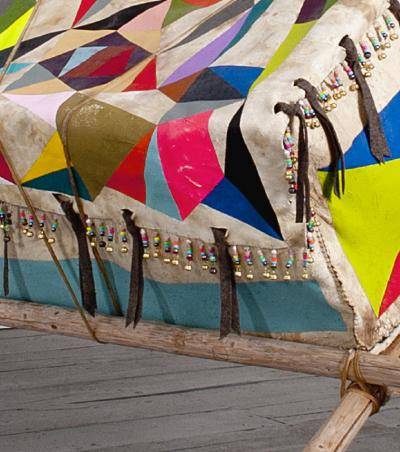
3;233;9;297
390;0;400;22
275;102;311;223
211;228;240;338
57;198;97;316
340;35;390;162
295;78;345;198
122;209;144;328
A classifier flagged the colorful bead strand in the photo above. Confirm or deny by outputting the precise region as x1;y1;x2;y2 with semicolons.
106;227;115;252
163;237;172;263
199;242;209;270
120;228;129;254
185;239;193;271
140;229;150;259
172;240;180;265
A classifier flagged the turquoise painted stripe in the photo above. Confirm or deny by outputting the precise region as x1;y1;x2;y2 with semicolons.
2;258;346;333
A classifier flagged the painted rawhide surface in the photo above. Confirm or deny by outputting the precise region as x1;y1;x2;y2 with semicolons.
0;0;399;349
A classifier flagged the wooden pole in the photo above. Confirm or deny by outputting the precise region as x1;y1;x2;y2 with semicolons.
1;299;400;389
304;338;400;451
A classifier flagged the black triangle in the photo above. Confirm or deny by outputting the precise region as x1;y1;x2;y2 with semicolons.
225;105;283;239
180;68;244;103
77;1;165;30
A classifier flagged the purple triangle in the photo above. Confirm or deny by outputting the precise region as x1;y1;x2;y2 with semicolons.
40;50;75;77
126;46;151;70
82;32;133;48
59;76;114;90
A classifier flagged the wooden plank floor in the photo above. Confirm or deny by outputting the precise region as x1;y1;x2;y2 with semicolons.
0;329;399;451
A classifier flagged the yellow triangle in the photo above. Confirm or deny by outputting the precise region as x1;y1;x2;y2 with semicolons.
22;132;67;183
118;29;161;53
318;159;400;315
0;7;34;52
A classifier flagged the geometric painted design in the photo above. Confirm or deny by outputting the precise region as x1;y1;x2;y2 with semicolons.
0;152;14;185
106;129;154;202
379;253;400;316
209;66;263;96
163;0;224;27
40;33;151;90
319;158;400;317
2;92;74;128
157;110;224;219
57;95;155;199
251;0;337;90
23;167;92;200
161;11;250;87
222;105;283;240
319;85;400;316
76;1;166;30
144;129;181;220
0;0;36;67
123;57;157;91
72;0;113;27
22;132;67;183
2;0;308;239
203;177;283;239
179;68;243;102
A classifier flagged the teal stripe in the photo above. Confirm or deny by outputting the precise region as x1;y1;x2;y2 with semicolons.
3;258;346;333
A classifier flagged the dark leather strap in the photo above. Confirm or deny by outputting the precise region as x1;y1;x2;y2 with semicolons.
122;209;144;328
275;102;311;223
58;198;97;316
212;228;240;338
295;78;345;198
340;35;390;162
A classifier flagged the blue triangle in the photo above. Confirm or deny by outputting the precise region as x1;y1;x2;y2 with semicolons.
202;177;283;240
6;62;32;74
144;130;181;220
210;66;263;96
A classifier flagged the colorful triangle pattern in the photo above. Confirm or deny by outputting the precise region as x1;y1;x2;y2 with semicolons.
5;0;288;242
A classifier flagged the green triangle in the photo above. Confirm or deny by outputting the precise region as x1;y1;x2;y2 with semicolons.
23;168;92;200
163;0;198;27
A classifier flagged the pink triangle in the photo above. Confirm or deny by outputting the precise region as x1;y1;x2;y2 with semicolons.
73;0;97;26
0;153;13;184
157;110;224;219
124;58;157;91
2;92;74;128
379;252;400;316
120;0;171;32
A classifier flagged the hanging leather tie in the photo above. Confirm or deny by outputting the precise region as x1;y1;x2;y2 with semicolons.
3;231;9;297
294;78;345;199
340;35;390;162
275;102;311;223
389;0;400;21
211;228;240;338
122;209;144;328
56;197;97;317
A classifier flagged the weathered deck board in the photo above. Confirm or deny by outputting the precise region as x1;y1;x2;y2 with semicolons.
0;329;399;452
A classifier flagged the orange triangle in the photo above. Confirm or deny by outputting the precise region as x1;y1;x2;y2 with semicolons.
159;71;201;102
124;58;157;91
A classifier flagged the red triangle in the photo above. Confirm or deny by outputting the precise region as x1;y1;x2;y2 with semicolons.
379;252;400;316
73;0;96;26
106;129;155;203
0;153;14;183
89;49;133;77
124;58;157;91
